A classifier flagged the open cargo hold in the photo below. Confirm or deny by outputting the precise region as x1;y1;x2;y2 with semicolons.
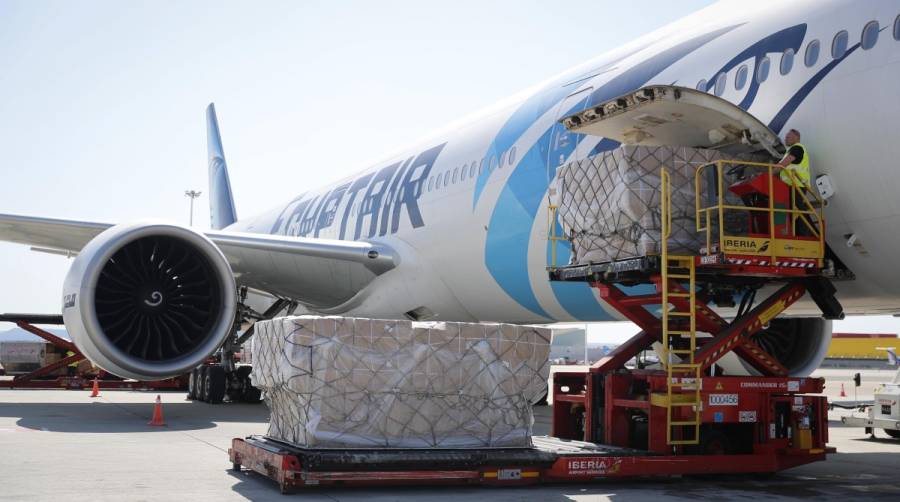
556;145;764;266
251;316;551;449
557;145;715;264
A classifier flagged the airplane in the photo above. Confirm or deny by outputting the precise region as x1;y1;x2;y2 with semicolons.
1;0;898;391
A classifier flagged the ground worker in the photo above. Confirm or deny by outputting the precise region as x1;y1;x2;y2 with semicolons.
65;350;79;377
777;128;810;189
776;128;814;235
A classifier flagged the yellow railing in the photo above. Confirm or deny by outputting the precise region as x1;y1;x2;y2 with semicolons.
695;160;825;264
547;204;567;268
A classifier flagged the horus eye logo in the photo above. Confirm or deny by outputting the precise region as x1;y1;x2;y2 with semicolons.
758;241;770;253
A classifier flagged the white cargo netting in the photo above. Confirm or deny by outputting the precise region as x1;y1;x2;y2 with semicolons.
251;316;551;449
556;145;754;264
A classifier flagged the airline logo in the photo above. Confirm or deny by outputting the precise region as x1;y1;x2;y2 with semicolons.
271;143;445;239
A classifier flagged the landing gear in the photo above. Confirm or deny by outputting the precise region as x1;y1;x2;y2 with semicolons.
205;365;227;404
188;364;261;404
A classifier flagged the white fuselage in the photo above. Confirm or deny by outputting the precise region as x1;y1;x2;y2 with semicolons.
230;0;900;324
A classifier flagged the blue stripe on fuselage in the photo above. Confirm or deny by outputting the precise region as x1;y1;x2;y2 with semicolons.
482;26;740;320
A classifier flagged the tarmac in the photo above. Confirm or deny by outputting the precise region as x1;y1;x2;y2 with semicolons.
1;367;899;501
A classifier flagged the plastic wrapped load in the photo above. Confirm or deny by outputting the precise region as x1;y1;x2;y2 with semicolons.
556;145;728;264
251;316;551;449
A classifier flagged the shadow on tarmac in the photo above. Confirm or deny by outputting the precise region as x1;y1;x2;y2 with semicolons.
0;396;269;433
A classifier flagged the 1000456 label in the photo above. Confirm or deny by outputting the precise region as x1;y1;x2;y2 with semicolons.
709;393;738;406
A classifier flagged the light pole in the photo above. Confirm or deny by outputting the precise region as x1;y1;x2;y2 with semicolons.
184;190;202;226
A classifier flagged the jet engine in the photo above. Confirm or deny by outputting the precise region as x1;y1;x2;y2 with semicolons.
62;222;236;380
715;317;832;377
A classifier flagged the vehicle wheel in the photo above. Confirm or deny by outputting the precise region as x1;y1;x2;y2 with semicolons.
237;366;262;403
884;429;900;439
198;365;209;402
698;429;730;455
206;365;227;404
187;368;197;399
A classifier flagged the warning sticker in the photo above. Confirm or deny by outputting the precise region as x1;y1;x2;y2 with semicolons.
739;410;757;423
709;394;738;406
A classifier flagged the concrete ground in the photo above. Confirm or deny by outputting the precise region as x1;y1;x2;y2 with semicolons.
1;368;900;501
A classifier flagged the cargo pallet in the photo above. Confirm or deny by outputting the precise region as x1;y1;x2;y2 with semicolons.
229;161;843;492
0;313;185;390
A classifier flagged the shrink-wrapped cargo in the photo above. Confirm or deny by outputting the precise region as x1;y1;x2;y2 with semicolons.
251;316;551;448
556;145;757;264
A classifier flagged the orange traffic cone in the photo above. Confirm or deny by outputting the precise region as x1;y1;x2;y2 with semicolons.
89;378;100;398
840;383;847;397
148;395;166;426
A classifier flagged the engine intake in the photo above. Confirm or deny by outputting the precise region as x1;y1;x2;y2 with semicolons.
63;222;236;380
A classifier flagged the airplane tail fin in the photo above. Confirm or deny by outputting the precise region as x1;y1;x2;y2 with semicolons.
206;103;238;230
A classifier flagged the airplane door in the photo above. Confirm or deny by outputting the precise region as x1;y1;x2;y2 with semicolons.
547;87;593;184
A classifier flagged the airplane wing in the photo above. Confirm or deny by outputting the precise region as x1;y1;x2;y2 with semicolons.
0;213;396;309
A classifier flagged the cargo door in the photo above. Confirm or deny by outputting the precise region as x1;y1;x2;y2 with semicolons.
560;85;783;157
547;87;593;184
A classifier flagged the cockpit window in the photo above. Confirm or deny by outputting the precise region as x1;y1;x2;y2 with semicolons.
696;79;707;91
894;14;900;41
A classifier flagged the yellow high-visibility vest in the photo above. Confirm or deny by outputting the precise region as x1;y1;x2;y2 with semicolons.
779;142;810;187
66;350;79;368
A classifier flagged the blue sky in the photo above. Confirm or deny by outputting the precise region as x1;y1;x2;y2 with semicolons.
0;0;897;340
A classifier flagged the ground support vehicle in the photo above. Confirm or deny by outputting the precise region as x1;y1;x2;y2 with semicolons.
228;161;844;492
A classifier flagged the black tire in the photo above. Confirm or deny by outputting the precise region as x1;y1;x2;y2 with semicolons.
205;365;227;404
236;366;262;403
698;429;730;455
198;365;209;402
187;368;197;399
884;429;900;439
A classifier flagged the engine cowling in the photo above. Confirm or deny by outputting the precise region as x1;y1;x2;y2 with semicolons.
715;317;832;377
62;221;236;380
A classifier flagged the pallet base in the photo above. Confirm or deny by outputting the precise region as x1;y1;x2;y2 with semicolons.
229;435;832;493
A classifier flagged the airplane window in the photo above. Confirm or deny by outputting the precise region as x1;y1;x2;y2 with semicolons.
832;30;848;59
469;161;477;178
713;72;726;96
734;65;748;90
498;150;505;169
459;163;468;181
696;79;707;91
862;20;879;50
452;167;459;183
756;57;770;83
805;39;820;67
435;172;442;188
508;146;517;166
780;48;794;75
488;156;496;172
428;177;434;192
478;159;484;175
895;14;900;41
444;170;450;187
